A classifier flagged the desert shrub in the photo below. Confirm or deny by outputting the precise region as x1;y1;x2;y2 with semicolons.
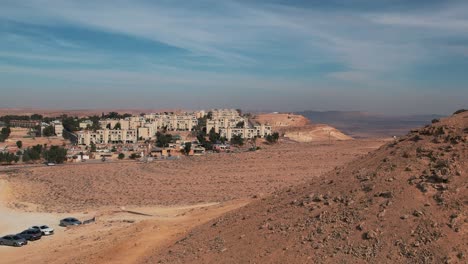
230;135;244;146
453;109;467;115
0;152;19;164
118;153;125;160
434;159;449;169
411;135;423;142
431;119;440;124
129;153;141;160
402;152;410;158
435;127;445;136
266;132;280;144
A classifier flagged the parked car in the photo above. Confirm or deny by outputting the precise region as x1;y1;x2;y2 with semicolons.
59;217;82;227
17;229;42;241
30;225;54;236
0;235;28;247
46;162;56;166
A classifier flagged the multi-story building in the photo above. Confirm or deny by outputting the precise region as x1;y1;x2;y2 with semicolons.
207;109;273;140
219;124;273;140
77;129;138;146
9;120;40;128
51;121;64;138
79;120;93;129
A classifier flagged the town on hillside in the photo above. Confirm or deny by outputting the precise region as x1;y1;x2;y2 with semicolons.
0;109;279;165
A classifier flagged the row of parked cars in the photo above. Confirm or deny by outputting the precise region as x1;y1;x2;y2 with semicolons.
0;217;82;247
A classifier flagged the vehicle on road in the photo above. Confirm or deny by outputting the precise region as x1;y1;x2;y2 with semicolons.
17;229;42;241
0;235;28;247
30;225;54;236
59;217;82;227
46;162;56;166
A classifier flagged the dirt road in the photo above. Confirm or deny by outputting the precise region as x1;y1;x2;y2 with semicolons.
0;178;249;264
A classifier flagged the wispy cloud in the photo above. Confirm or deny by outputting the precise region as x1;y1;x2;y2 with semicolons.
0;0;467;114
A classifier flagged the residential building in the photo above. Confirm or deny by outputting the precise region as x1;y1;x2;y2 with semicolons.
9;120;40;128
79;120;93;129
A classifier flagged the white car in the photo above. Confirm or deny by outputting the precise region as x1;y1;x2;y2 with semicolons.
30;225;54;236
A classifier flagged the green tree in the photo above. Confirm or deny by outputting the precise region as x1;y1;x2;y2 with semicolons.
0;127;11;142
0;152;19;164
208;128;221;143
114;122;121;130
183;142;192;155
43;145;68;163
231;135;244;146
90;142;97;152
16;140;22;149
118;153;125;160
129;153;141;160
236;121;245;128
61;115;80;132
42;125;55;137
266;132;280;144
156;132;173;147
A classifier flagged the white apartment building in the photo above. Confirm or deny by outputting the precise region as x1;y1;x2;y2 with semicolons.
51;120;64;137
207;109;273;140
77;112;200;146
77;129;138;146
79;120;93;129
219;124;273;140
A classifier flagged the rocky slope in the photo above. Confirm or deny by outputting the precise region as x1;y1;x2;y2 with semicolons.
253;113;352;142
147;111;467;264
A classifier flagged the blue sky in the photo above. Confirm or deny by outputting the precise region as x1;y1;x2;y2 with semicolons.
0;0;467;114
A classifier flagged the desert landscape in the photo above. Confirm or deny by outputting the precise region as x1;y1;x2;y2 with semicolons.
148;111;468;264
0;131;386;263
1;1;467;263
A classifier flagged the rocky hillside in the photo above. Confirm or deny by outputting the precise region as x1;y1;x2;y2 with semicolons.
253;113;352;142
147;111;467;264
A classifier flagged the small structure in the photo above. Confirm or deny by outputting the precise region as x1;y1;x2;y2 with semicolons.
213;144;231;153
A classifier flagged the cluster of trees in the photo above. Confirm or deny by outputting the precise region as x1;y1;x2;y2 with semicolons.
230;134;244;146
266;132;280;144
0;152;19;164
43;146;68;164
0;127;11;142
60;115;80;132
21;144;43;163
102;112;132;119
42;125;55;137
156;132;173;147
0;114;43;124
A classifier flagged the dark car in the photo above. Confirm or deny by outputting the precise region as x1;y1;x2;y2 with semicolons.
59;217;82;227
0;235;28;247
17;229;42;241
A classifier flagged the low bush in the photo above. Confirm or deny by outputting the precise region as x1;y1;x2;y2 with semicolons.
453;109;467;115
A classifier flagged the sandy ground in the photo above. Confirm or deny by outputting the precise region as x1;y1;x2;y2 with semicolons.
1;128;68;149
0;139;386;264
149;112;468;264
3;140;385;212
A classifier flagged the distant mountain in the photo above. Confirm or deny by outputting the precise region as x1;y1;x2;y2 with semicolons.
297;111;445;138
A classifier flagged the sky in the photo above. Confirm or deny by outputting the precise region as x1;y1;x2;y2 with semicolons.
0;0;467;115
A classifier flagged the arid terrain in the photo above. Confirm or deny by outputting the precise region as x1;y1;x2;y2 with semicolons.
253;113;352;142
150;111;467;264
0;138;385;264
0;128;67;149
